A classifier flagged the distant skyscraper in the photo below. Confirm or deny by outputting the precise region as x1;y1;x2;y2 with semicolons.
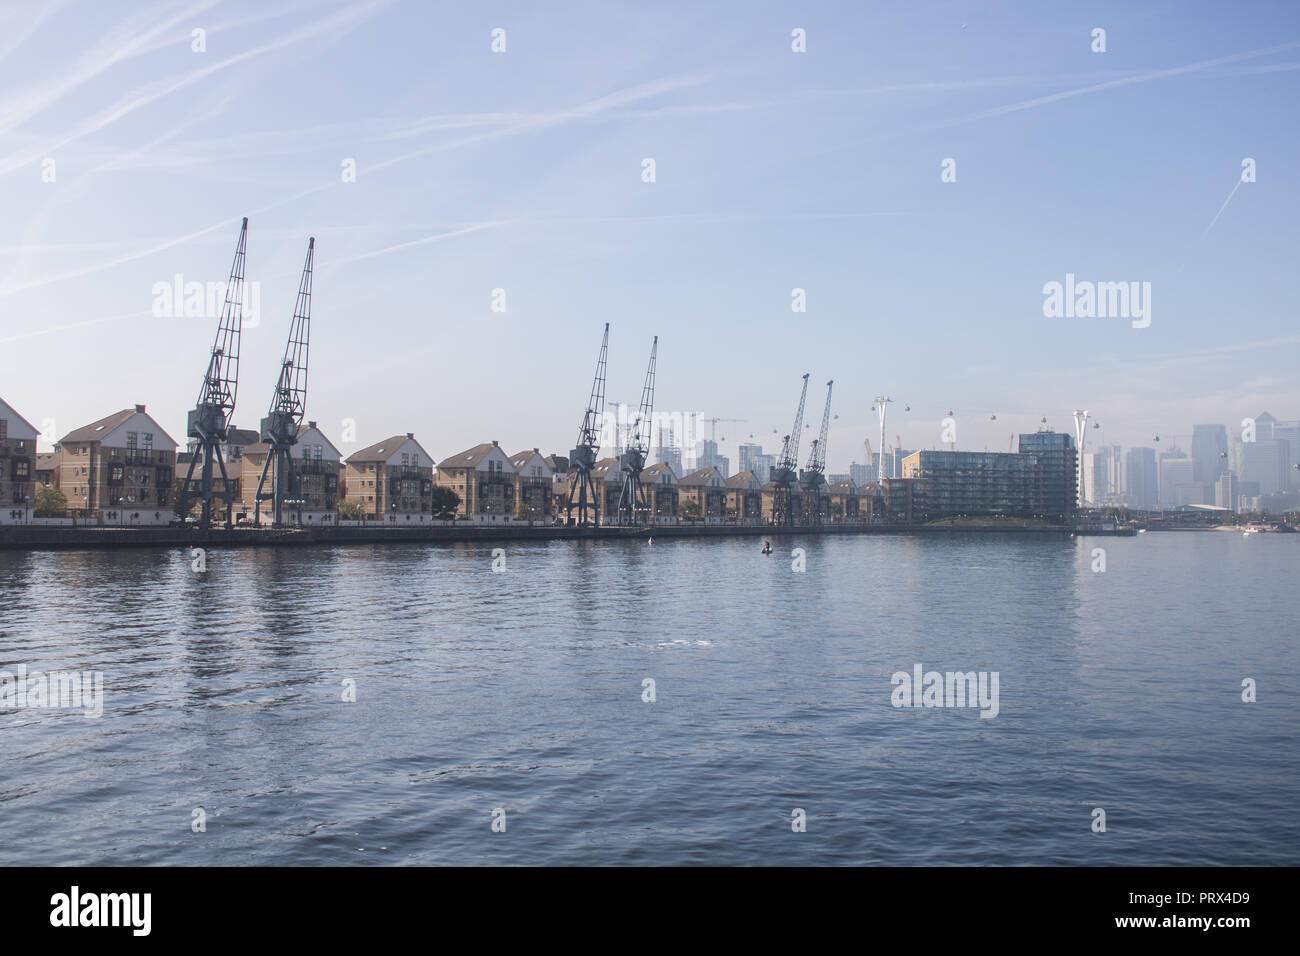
1191;424;1228;489
1159;457;1197;507
688;438;730;478
655;423;682;476
1215;472;1239;513
738;443;763;476
1242;440;1289;495
1083;444;1123;505
1125;447;1157;510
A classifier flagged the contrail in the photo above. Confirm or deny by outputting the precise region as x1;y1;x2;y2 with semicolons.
1202;178;1244;237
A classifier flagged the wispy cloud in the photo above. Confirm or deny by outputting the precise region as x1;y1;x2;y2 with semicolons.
365;72;713;174
0;0;394;176
0;0;219;138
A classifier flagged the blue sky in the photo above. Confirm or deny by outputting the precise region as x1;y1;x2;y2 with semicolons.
1;0;1297;469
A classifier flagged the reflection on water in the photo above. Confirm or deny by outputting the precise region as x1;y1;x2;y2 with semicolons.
0;532;1295;865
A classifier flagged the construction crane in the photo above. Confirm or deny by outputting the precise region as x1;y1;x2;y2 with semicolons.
617;336;657;525
254;237;314;528
566;323;609;526
700;416;747;443
770;373;810;527
179;217;248;531
799;380;833;524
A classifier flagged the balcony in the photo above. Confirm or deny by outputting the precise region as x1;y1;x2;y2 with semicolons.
112;449;158;464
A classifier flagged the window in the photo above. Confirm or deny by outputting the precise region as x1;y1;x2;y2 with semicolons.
126;432;138;448
401;453;409;466
143;433;153;449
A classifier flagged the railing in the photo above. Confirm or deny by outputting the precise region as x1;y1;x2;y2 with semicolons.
110;449;161;464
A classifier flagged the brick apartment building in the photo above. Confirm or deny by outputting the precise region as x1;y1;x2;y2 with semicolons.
343;433;435;521
0;396;39;523
725;470;763;522
509;448;555;522
56;404;178;524
239;421;343;524
435;441;516;521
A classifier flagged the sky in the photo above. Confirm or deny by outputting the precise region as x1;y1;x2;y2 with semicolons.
1;0;1298;471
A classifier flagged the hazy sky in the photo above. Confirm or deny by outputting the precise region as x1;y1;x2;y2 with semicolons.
2;0;1297;469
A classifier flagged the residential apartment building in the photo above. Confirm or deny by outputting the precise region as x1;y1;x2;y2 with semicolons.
435;441;516;521
0;397;39;523
679;466;726;522
640;462;679;522
828;478;860;521
725;470;763;522
344;433;435;521
239;421;343;524
509;448;555;522
35;452;58;487
589;457;621;522
901;450;1043;520
56;404;177;524
881;477;921;524
1017;430;1077;517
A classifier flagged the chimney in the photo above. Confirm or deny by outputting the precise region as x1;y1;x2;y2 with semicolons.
533;447;539;453
134;404;145;413
308;420;317;429
492;439;498;446
407;432;413;439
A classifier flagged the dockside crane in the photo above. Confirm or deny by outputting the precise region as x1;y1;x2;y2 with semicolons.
617;336;657;525
179;217;248;530
800;380;833;524
566;323;609;526
770;373;810;527
254;237;314;527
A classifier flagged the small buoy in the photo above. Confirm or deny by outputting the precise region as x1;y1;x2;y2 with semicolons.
648;537;653;545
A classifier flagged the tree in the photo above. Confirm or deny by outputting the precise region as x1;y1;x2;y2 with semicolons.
431;486;461;519
34;485;66;517
338;499;363;521
515;498;533;521
678;498;700;521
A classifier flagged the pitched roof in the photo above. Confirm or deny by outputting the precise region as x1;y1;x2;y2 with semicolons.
60;408;137;444
545;454;569;472
725;470;759;489
59;406;178;449
591;457;619;480
438;441;512;470
509;449;552;473
829;479;858;494
346;434;430;464
227;427;260;447
680;466;722;486
0;396;40;437
640;462;677;482
297;423;343;458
